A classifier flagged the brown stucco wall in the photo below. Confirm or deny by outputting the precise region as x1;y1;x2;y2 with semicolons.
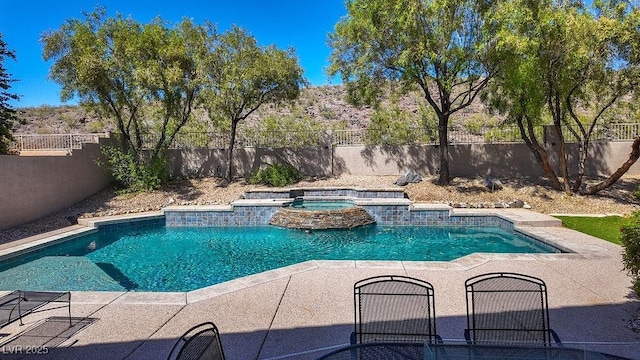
164;141;640;179
0;142;112;230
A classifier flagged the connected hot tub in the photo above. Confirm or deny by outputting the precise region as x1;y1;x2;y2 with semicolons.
289;198;355;210
270;197;375;230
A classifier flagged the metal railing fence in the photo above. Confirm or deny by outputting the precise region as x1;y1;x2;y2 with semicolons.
8;123;639;153
8;133;109;153
333;125;541;145
605;123;640;141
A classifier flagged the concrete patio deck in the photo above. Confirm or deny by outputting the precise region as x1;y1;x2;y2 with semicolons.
0;210;639;359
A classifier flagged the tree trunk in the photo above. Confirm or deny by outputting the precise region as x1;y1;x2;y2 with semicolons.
553;123;573;195
516;116;563;190
437;116;450;185
572;138;588;193
226;119;239;182
581;136;640;195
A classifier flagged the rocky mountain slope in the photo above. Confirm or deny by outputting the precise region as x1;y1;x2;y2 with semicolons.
11;85;490;135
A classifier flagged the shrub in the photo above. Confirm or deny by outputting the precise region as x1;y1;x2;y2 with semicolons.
87;120;105;133
621;211;640;295
100;146;168;193
365;105;437;145
248;162;301;187
243;112;327;148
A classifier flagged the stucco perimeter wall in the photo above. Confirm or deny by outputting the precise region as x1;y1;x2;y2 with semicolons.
166;147;334;178
334;144;544;176
167;141;640;178
329;141;640;177
0;142;112;230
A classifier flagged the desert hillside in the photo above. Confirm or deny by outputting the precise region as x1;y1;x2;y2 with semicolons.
12;85;490;135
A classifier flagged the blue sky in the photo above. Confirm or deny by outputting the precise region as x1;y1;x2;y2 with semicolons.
0;0;347;108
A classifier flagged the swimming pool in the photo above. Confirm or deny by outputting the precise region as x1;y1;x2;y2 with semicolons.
0;223;560;292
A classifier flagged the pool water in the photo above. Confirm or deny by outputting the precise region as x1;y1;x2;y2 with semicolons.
290;199;355;210
0;225;560;292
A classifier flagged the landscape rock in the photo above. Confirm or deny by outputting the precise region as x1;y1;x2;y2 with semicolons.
269;207;375;230
395;178;408;186
394;170;422;186
484;177;503;192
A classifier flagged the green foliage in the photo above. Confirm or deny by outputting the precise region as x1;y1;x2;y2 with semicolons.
42;8;210;186
201;25;306;180
464;114;501;135
61;114;78;131
100;146;167;193
319;105;337;120
87;120;105;133
32;105;55;118
555;215;628;245
328;0;491;184
484;0;640;194
248;162;301;187
364;104;439;146
0;33;19;154
461;114;526;144
482;126;525;143
417;105;438;141
621;212;640;295
243;111;327;148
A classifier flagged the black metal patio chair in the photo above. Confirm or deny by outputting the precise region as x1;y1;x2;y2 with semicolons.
464;272;561;346
353;275;440;344
167;322;226;360
0;290;71;329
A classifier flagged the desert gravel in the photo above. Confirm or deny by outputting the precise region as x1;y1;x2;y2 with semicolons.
2;175;639;244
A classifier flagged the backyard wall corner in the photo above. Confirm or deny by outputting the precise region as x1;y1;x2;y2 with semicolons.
0;141;112;230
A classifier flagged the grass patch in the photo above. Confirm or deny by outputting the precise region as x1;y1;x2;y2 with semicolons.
554;215;630;245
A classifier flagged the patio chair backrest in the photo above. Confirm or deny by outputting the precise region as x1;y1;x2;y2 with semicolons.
168;322;226;360
354;275;438;344
465;272;552;345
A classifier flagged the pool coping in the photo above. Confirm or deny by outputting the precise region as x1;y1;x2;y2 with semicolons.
0;205;612;306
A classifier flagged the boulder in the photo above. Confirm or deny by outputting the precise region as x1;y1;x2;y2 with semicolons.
484;177;503;192
394;170;423;186
394;176;409;186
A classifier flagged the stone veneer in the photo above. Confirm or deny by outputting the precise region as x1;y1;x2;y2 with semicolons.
162;189;527;231
269;207;376;230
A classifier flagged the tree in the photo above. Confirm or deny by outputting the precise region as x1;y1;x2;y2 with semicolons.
42;9;211;190
484;0;640;195
201;26;305;182
0;33;19;154
328;0;490;185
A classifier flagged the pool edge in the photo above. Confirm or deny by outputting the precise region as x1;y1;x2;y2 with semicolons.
0;208;615;305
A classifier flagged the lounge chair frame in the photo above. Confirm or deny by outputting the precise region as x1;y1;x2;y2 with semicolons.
353;275;439;344
0;290;71;329
465;272;560;346
168;322;226;360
